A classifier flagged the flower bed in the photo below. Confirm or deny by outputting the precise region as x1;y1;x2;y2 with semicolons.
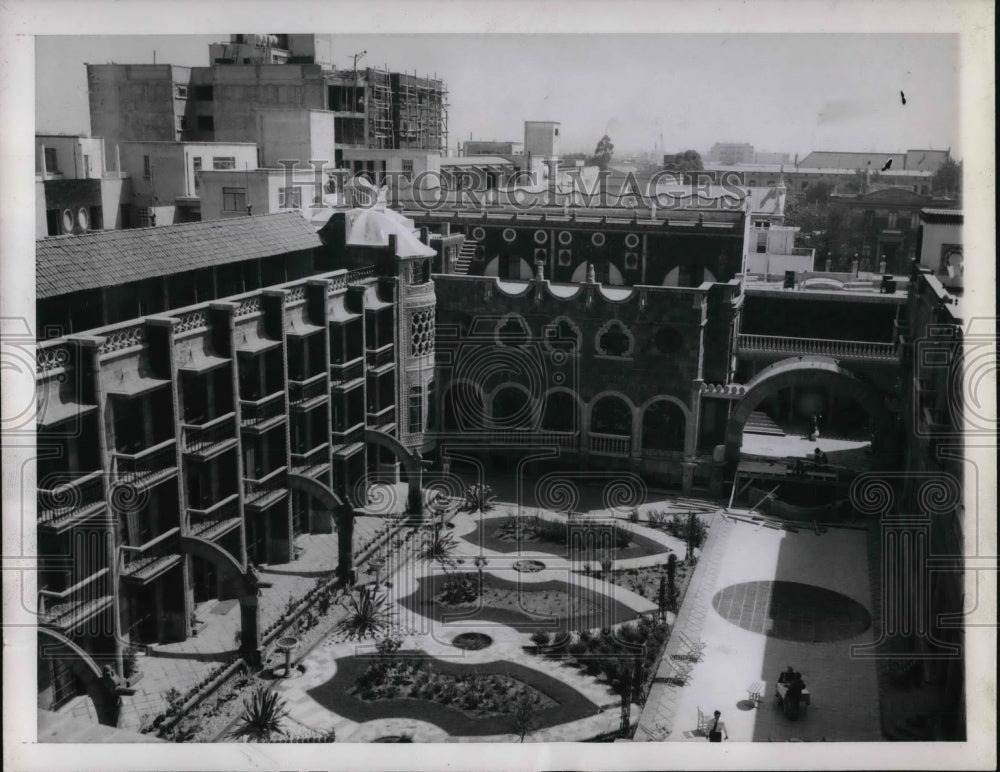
463;514;667;561
307;652;599;736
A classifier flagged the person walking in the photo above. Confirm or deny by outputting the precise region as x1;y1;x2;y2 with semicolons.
707;710;729;742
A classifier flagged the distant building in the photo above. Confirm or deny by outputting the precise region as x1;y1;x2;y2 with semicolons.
829;186;958;274
916;208;963;287
753;151;790;165
524;121;561;158
35;134;129;237
706;142;755;165
798;149;950;174
462;140;523;157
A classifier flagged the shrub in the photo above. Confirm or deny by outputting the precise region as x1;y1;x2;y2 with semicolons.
230;687;289;742
462;484;497;513
628;509;640;523
530;631;551;648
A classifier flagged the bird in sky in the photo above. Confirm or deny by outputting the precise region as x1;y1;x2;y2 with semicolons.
900;90;907;105
882;158;893;172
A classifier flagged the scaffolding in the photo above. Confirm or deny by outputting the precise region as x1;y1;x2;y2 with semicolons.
367;65;395;150
393;71;449;153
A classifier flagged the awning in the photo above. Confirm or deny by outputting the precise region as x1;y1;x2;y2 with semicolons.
177;346;230;373
37;398;97;428
105;373;171;397
286;320;325;337
364;285;394;311
328;294;361;323
235;325;282;354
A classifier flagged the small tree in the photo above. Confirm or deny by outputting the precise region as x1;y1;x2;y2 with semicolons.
657;575;668;620
592;135;615;171
462;484;497;514
230;686;289;742
666;553;679;611
421;527;459;565
509;690;538;742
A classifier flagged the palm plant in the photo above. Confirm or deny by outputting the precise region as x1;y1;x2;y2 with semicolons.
462;484;497;514
230;686;288;742
336;585;393;640
420;527;459;565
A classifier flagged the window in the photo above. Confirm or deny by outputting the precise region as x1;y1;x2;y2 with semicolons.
45;209;60;236
89;206;104;231
278;186;302;209
137;207;151;227
143;155;151;179
197;115;215;131
194;85;213;100
223;187;247;212
44;147;58;172
554;127;559;136
887;211;897;229
408;385;423;434
212;156;236;170
756;232;768;253
175;84;188;99
402;160;414;181
192;157;202;189
177;115;188;131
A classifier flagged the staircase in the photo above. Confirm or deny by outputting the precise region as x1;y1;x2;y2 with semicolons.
454;238;478;275
744;411;784;436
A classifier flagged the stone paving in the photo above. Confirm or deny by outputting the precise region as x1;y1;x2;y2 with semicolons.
59;514;392;730
636;508;882;742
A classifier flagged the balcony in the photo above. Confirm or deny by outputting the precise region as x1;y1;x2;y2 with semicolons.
921;406;951;435
588;432;631;457
736;334;899;362
243;466;288;511
291;442;331;477
347;266;376;283
366;343;395;372
182;412;238;458
330;358;364;387
482;430;580;450
288;373;328;411
188;493;242;541
38;470;107;533
366;405;396;429
112;438;178;489
120;527;183;585
38;569;114;631
331;423;365;454
240;391;286;431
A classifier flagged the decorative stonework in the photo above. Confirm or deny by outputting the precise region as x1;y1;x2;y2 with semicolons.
98;325;146;355
595;319;635;359
410;309;435;357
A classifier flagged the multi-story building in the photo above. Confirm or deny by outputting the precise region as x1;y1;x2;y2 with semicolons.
915;208;963;283
35;205;438;713
706;141;755;165
35;134;130;237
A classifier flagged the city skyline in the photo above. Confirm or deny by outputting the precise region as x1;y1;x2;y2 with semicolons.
36;34;959;160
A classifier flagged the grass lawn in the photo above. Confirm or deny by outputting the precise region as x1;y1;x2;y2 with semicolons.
307;652;599;736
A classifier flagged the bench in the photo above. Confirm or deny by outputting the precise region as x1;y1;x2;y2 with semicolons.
747;680;765;704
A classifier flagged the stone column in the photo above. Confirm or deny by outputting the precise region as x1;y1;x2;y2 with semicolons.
239;593;263;669
335;508;355;583
681;460;697;495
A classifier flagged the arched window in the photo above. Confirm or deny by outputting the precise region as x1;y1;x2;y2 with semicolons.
591;395;632;436
642;400;686;452
541;391;579;433
595;320;634;358
491;386;531;427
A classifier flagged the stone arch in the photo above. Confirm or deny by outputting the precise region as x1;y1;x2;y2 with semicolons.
589;391;636;436
38;627;121;727
640;397;688;453
178;535;266;665
488;381;535;428
723;356;894;463
364;429;424;515
287;473;354;584
441;378;488;433
541;387;585;434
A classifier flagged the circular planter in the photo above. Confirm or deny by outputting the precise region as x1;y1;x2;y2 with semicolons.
451;632;494;651
513;559;546;573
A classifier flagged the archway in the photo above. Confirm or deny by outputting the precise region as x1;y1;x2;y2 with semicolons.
286;473;355;584
178;535;270;667
642;398;687;453
363;429;425;515
38;627;124;727
723;356;894;464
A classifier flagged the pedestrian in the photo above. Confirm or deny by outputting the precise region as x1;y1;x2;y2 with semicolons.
707;710;729;742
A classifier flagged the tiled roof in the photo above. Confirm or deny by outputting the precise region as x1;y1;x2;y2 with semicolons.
37;212;322;300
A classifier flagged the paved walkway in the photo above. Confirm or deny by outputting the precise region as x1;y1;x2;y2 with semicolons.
60;515;393;730
636;508;881;742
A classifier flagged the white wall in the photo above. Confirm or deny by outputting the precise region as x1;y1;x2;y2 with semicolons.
918;220;962;275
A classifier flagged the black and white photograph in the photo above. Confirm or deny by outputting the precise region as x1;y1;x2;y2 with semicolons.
2;1;995;770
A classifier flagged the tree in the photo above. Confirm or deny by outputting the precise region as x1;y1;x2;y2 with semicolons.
462;484;497;514
230;687;289;742
509;690;538;742
666;553;679;611
803;180;835;205
663;149;704;182
932;156;961;197
592;135;615;171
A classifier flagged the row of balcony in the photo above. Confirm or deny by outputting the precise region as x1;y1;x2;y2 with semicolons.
736;333;899;361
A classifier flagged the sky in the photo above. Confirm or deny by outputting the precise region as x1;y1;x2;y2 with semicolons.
36;33;960;160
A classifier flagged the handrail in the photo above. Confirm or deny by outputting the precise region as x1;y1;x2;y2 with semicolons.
38;568;109;602
111;436;177;462
120;526;181;555
188;492;240;519
737;334;898;359
245;465;287;486
181;410;236;432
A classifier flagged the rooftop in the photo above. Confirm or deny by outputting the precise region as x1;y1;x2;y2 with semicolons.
37;212;321;299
